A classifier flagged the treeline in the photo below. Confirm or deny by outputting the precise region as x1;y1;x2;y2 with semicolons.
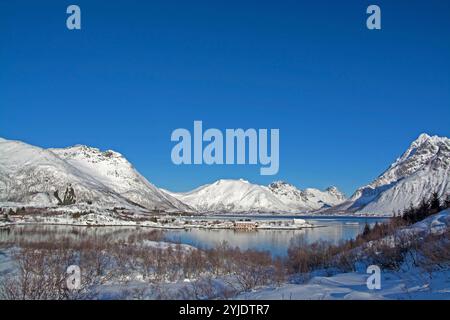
360;192;450;242
398;192;450;224
287;193;450;276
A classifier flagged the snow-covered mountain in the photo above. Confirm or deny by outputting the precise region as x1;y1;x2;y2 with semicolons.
165;179;294;213
0;138;191;213
330;134;450;215
50;145;193;212
268;181;346;211
2;133;447;217
165;179;346;213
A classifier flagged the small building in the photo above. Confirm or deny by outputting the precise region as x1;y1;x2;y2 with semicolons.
233;221;258;230
293;218;307;225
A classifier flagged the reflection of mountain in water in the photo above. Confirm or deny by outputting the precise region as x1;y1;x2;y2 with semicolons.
0;218;385;257
165;218;384;256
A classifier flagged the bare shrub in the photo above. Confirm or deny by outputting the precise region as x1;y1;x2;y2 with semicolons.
286;236;338;274
0;247;100;300
231;249;273;291
415;229;450;274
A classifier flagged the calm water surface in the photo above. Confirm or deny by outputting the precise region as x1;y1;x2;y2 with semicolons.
0;216;387;257
166;216;387;256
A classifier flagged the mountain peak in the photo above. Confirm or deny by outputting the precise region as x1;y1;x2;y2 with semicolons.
48;143;192;212
372;133;450;188
336;134;450;215
416;133;431;143
269;181;291;188
215;179;250;185
411;133;449;148
325;186;346;200
54;145;123;159
169;178;293;213
267;181;346;211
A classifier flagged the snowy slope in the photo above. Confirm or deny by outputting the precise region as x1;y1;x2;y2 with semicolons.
401;208;450;236
165;179;296;213
0;138;129;208
166;179;346;213
268;181;346;211
331;134;450;215
3;133;447;216
238;208;450;300
0;138;191;213
236;267;450;300
50;145;193;212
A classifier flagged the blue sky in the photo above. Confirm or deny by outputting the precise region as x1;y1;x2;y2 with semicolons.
1;1;449;195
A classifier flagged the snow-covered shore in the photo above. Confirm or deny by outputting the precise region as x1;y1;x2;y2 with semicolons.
236;267;450;300
1;210;448;300
237;209;450;300
1;211;316;230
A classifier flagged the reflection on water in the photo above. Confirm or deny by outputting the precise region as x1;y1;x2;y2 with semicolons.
0;217;387;257
165;217;386;256
0;225;144;243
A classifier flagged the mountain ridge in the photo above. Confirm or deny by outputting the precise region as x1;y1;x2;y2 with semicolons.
0;138;192;213
165;179;346;213
326;133;450;215
1;133;448;217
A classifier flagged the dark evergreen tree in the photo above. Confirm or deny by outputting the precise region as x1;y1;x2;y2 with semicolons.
362;223;371;238
54;190;63;205
429;192;442;213
444;195;450;210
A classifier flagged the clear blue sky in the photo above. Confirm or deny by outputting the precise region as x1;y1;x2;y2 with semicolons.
1;1;449;196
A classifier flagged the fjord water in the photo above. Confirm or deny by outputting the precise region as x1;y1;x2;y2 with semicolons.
0;216;386;257
165;216;387;256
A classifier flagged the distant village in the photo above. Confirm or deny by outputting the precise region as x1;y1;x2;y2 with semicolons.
0;207;314;230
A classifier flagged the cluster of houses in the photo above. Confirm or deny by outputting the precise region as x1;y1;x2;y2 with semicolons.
233;221;258;230
232;218;311;231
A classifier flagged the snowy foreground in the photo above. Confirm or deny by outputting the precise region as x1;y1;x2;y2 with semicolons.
92;210;450;300
240;210;450;300
85;266;449;300
0;247;448;300
236;268;450;300
0;209;450;300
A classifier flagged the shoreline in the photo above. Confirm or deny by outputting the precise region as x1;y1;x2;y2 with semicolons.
0;212;388;232
207;213;389;219
0;221;324;231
